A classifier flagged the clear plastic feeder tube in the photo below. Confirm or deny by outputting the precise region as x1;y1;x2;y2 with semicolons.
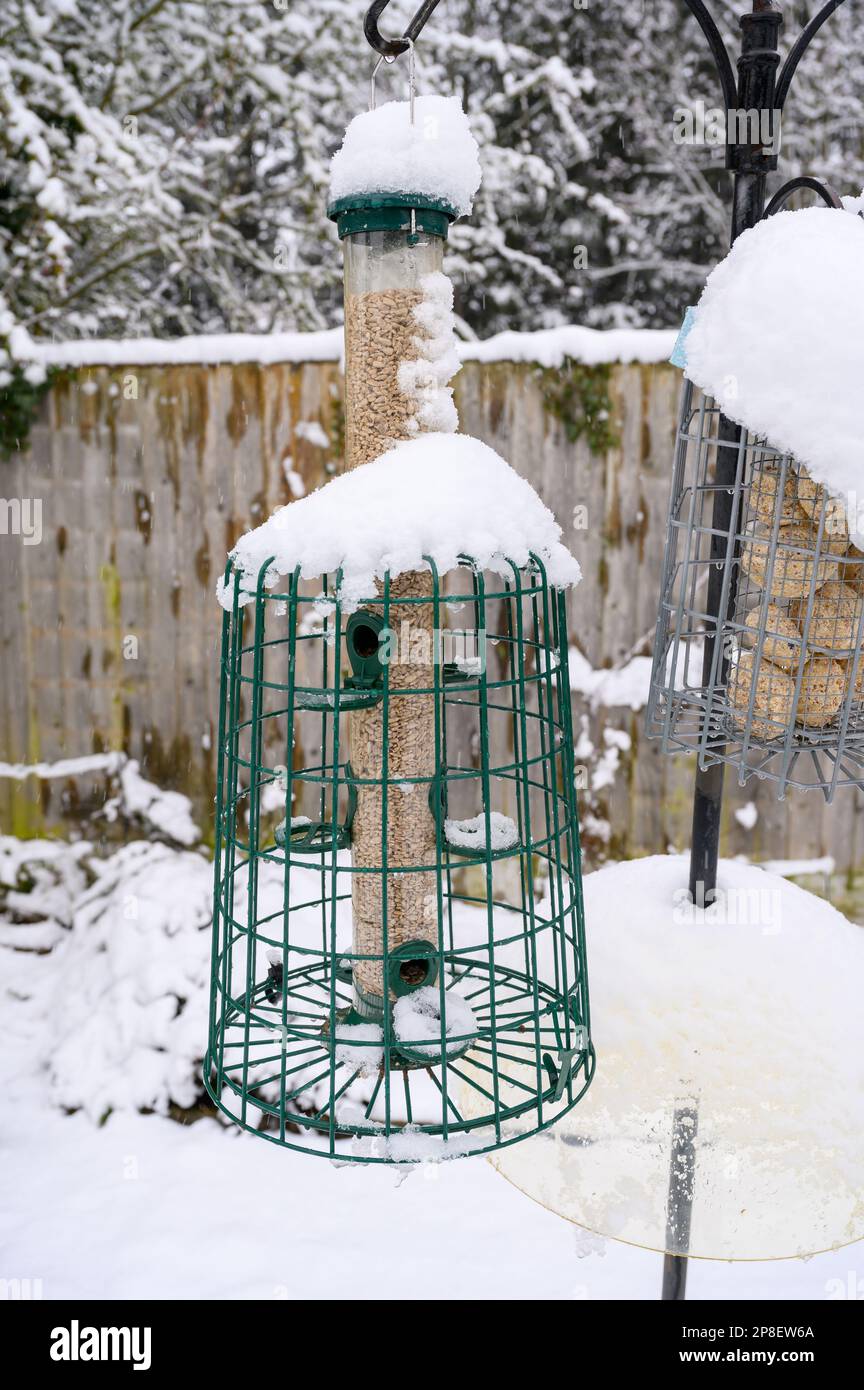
329;203;454;1016
342;228;444;470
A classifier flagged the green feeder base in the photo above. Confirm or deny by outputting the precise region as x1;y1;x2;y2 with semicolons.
204;952;594;1162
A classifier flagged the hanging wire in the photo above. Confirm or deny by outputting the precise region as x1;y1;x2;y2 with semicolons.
369;29;417;241
370;36;415;114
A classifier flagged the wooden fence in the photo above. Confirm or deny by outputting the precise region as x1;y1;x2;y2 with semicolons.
2;351;863;878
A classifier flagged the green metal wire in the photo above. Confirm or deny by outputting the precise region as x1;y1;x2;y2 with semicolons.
204;555;594;1162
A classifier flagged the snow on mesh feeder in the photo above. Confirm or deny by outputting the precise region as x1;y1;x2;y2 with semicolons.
204;89;592;1161
646;204;864;800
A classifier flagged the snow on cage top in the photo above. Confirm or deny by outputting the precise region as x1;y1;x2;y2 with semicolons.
683;202;864;535
328;95;481;220
216;432;581;610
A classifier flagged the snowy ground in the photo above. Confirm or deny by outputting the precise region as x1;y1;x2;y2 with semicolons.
4;1106;862;1301
2;823;862;1302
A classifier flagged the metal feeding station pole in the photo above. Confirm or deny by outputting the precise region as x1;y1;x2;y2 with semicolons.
663;0;850;1301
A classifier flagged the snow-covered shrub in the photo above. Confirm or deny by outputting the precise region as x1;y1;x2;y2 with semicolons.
41;841;213;1119
0;837;93;951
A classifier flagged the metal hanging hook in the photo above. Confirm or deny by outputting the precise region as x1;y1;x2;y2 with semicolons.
364;0;443;60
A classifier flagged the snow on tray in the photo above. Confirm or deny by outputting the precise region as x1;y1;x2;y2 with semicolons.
334;1021;384;1078
347;1124;493;1164
493;853;864;1257
683;204;864;538
393;986;478;1060
329;95;481;218
444;811;519;852
587;858;864;1227
577;854;864;1114
218;432;581;609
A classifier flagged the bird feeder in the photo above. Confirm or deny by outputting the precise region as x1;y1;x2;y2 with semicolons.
206;550;591;1161
647;199;864;802
645;0;864;819
204;28;593;1162
328;159;457;1021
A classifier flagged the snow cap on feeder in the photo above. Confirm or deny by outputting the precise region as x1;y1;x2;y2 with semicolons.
328;94;481;238
682;203;864;543
217;431;581;611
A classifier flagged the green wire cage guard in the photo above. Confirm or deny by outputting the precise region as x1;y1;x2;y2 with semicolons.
204;551;594;1162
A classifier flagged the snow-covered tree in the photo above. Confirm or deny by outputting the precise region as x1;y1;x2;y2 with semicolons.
0;0;861;359
0;0;364;346
442;0;864;331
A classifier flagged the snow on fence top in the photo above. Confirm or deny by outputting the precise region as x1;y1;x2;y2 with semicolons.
329;95;482;218
16;324;678;370
217;432;581;610
462;325;678;368
21;329;345;368
684;203;864;516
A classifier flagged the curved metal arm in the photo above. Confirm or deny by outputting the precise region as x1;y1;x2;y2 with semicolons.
763;175;844;216
776;0;849;110
682;0;737;111
364;0;443;59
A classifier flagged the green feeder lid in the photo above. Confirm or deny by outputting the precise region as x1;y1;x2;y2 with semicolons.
327;192;459;241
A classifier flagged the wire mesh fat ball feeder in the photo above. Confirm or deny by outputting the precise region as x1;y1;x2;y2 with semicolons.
647;1;862;809
204;10;593;1163
648;377;864;800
